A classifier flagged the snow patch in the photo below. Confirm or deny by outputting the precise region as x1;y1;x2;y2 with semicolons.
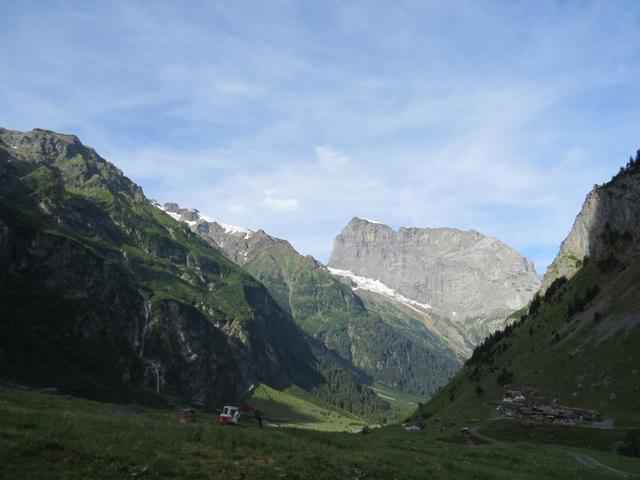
327;268;432;310
157;204;253;238
158;207;197;227
217;222;253;238
361;218;384;224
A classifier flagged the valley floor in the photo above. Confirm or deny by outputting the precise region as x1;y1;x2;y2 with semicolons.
1;386;639;479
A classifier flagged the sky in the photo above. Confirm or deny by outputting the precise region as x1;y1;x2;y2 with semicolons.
2;1;640;273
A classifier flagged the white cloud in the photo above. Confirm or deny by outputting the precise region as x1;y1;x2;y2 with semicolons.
263;196;299;211
315;145;350;172
228;204;248;215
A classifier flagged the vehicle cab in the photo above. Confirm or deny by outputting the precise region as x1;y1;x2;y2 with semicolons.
218;406;240;425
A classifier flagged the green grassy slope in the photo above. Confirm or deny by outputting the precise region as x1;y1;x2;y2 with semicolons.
415;255;640;428
412;160;640;431
2;386;638;479
247;384;367;431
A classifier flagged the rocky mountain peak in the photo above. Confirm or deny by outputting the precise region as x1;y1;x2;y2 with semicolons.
157;202;261;265
542;161;640;289
329;218;541;341
349;216;391;227
158;202;253;236
0;128;144;202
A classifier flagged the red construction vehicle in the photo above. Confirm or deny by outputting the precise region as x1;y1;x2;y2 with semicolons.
218;403;263;427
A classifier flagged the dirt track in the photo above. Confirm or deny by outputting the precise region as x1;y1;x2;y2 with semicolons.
569;452;638;479
468;426;638;478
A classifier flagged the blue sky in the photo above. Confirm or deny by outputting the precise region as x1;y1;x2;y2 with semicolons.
2;1;640;272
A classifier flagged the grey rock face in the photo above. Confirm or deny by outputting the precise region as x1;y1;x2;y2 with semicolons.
543;169;640;289
329;218;541;332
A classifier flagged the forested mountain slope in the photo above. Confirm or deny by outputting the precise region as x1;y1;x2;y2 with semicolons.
0;128;386;417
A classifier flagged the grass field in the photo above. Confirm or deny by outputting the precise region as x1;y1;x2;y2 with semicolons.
246;384;367;431
2;386;640;479
369;383;421;420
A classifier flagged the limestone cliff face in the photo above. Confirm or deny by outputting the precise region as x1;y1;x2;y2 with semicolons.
543;168;640;289
329;218;541;338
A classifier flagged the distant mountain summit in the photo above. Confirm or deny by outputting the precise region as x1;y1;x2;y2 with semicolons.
329;217;541;344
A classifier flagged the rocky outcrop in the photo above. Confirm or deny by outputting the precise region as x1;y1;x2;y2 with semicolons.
329;218;541;342
0;128;144;202
543;166;640;289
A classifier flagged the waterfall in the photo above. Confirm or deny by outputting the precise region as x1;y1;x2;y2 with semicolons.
150;360;162;393
137;291;163;393
138;290;151;357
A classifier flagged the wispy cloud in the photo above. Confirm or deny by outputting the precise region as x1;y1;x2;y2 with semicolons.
2;1;640;271
315;145;350;173
263;190;300;211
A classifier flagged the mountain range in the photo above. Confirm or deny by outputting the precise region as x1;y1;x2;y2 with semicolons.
158;198;541;400
1;127;574;424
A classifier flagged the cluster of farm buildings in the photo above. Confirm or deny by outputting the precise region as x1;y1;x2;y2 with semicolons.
496;390;600;425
